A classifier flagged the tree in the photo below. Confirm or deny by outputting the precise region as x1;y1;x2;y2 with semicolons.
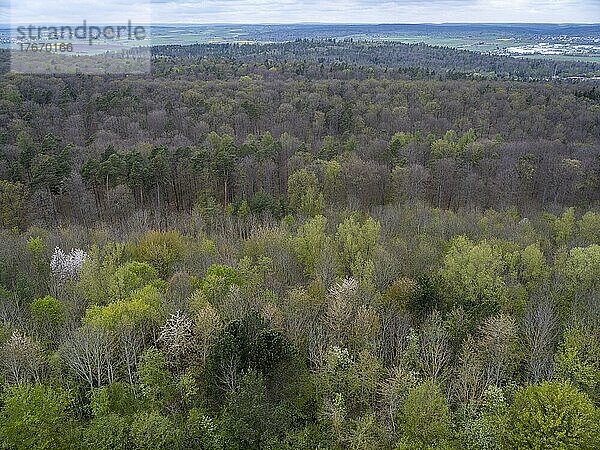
137;347;174;409
83;413;130;450
578;211;600;244
0;180;28;229
438;236;506;324
208;132;237;205
205;313;289;395
287;169;324;217
294;214;331;278
133;231;186;278
522;299;558;382
184;409;224;450
396;380;452;449
84;284;164;384
192;304;224;366
0;384;77;450
50;247;88;281
461;385;507;450
519;243;549;291
1;330;44;385
417;311;450;383
221;370;276;449
108;261;159;302
60;324;115;388
130;411;182;450
506;381;599;449
555;327;600;402
158;311;193;371
546;207;576;244
478;313;519;386
30;295;63;344
336;214;380;285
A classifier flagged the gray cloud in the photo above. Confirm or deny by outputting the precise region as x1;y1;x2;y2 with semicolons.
1;0;598;24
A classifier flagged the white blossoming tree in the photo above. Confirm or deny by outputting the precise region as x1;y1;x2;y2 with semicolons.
50;247;88;281
158;310;193;371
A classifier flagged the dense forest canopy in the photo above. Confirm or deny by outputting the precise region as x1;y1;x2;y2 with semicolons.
0;40;599;449
151;40;600;79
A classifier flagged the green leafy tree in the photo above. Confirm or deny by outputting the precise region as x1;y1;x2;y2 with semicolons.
438;236;507;323
396;380;453;449
0;180;28;229
84;413;130;450
184;408;224;450
0;384;78;450
132;231;186;278
221;371;277;449
506;381;599;449
336;214;380;285
30;295;63;344
109;261;159;302
555;327;600;402
546;207;576;244
205;313;289;395
519;243;549;290
198;264;239;303
294;215;331;277
90;381;139;417
287;169;324;217
130;411;182;450
137;347;175;409
578;211;600;244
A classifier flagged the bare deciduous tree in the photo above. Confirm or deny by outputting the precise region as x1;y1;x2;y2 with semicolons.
1;330;44;385
522;298;558;382
60;324;114;388
418;311;450;383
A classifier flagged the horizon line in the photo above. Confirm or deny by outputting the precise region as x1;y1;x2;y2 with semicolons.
2;21;599;26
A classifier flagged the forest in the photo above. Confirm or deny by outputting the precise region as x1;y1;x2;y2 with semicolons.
0;41;600;449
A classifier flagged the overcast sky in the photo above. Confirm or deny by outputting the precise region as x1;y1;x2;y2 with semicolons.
2;0;599;24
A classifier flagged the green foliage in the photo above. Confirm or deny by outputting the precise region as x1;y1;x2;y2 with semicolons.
5;39;600;450
109;261;159;301
221;370;276;449
77;243;126;304
519;243;549;290
294;215;331;277
130;411;182;450
0;180;28;229
461;385;507;450
90;382;139;417
132;231;186;277
84;284;164;331
387;132;411;161
287;169;324;217
26;236;44;254
205;313;289;396
430;129;477;160
578;211;600;244
137;347;174;409
563;245;600;294
30;295;64;329
184;408;224;450
30;296;64;343
506;381;599;449
83;413;130;450
438;236;506;322
336;214;380;285
548;207;577;244
0;384;77;450
381;277;421;311
198;264;239;302
396;380;453;449
555;327;600;401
